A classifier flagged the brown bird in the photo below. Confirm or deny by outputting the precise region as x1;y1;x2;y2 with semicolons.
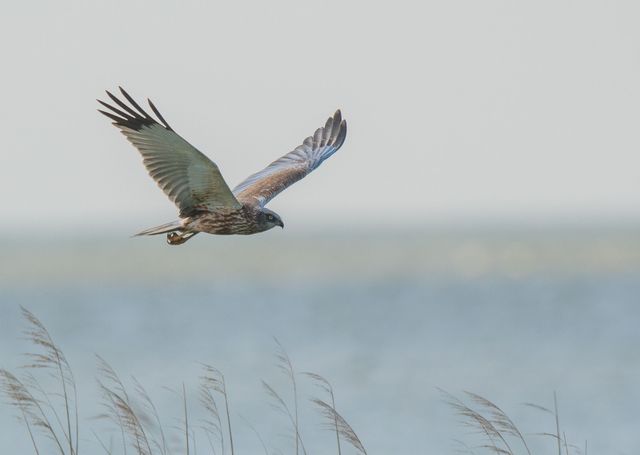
98;87;347;245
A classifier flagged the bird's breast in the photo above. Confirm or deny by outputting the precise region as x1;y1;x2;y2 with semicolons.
189;209;257;235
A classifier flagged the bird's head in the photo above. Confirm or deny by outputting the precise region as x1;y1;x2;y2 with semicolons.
259;208;284;231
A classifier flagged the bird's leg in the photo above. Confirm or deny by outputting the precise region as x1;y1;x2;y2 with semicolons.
166;231;197;245
166;232;183;245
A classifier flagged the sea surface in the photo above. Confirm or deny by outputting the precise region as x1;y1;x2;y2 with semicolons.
1;227;639;454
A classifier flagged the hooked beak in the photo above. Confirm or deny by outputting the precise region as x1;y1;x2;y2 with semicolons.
277;220;284;228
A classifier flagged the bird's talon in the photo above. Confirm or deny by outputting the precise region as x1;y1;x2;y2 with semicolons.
167;232;187;245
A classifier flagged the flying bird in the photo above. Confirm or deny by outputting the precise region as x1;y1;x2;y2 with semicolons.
98;88;347;245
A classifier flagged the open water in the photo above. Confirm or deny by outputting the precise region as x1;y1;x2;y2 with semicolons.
1;227;639;454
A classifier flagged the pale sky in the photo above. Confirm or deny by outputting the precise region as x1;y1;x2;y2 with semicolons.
2;1;640;231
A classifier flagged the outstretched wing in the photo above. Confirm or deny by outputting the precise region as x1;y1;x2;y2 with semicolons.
98;87;241;217
233;110;347;206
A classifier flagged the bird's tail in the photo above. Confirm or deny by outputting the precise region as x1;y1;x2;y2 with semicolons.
134;220;183;236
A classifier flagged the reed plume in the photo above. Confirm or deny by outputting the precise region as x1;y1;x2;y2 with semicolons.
97;357;153;455
304;372;341;455
444;390;587;455
3;307;594;455
0;307;79;455
311;398;367;455
200;364;234;455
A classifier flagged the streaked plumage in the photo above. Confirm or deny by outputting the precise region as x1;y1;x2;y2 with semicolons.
98;87;347;245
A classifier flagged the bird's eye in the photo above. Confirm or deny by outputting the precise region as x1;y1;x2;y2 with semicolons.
267;214;274;221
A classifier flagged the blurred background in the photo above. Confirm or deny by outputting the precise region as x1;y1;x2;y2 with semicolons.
1;1;639;454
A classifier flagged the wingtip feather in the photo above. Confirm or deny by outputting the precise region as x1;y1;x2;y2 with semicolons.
336;119;347;148
98;87;165;131
148;98;173;130
333;109;342;124
97;109;122;123
118;86;152;119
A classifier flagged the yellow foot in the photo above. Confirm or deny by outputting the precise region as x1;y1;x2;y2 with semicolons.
167;232;188;245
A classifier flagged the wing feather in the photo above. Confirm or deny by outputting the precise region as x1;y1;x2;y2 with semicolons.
233;110;346;206
98;87;240;216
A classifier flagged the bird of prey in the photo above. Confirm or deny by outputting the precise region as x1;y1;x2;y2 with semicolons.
98;88;347;245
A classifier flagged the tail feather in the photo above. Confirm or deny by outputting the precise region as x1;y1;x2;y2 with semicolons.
134;220;182;236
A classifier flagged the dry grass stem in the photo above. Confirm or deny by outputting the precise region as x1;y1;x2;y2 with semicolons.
240;416;269;455
304;372;341;455
273;338;302;455
3;308;593;455
261;380;308;455
445;390;587;455
311;399;367;455
200;364;234;455
97;357;153;455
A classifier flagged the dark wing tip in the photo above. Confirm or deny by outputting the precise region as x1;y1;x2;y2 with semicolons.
97;109;129;127
324;110;345;147
333;109;342;126
147;98;173;131
98;87;165;132
119;86;153;118
117;86;131;99
335;119;347;148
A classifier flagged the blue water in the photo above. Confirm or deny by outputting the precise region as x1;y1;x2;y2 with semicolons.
1;229;639;454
